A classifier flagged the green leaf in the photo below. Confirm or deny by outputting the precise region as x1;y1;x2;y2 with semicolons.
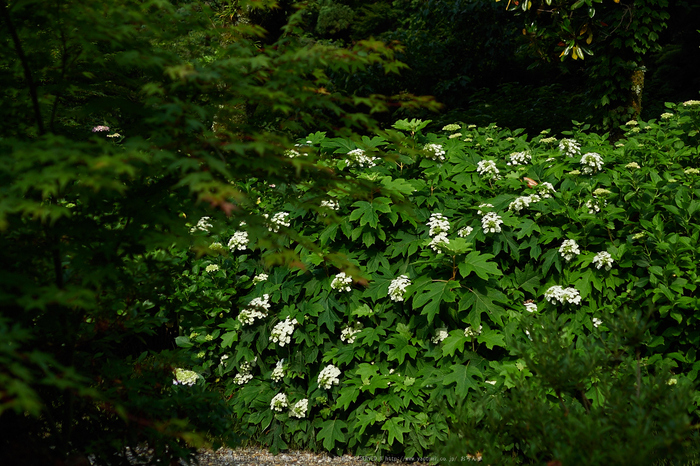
412;281;458;323
386;334;419;364
458;251;502;280
381;416;410;446
220;332;238;349
316;420;347;451
175;336;193;348
477;329;506;350
442;364;482;395
441;331;468;357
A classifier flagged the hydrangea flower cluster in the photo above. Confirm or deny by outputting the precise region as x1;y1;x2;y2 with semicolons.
592;251;614;271
524;301;537;313
266;212;291;232
172;368;198;386
682;100;700;106
271;359;285;382
388;275;411;302
284;149;301;158
289;398;309;418
210;242;226;253
580;152;604;174
346;148;378;168
190;216;213;233
509;194;541;213
559;239;580;261
340;325;362;344
318;364;341;389
233;358;256;385
331;272;353;292
431;328;449;344
269;317;298;347
464;325;482;338
477;203;493;215
660;113;673;120
429;234;450;253
237;294;271;326
559;138;581;157
585;198;605;214
92;125;110;132
544;286;581;305
457;226;473;237
270;393;288;412
442;124;461;131
205;264;219;273
477;160;500;179
253;273;268;284
424;143;446;162
481;212;503;234
537;182;556;199
592;317;603;328
228;230;249;251
427;213;450;236
507;151;531;166
320;199;339;210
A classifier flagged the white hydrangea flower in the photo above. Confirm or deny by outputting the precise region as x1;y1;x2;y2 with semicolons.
205;264;219;273
524;302;537;313
289;398;309;418
660;112;673;120
544;285;581;305
210;242;226;253
682;100;700;106
237;294;271;325
559;139;581;157
580;152;604;174
541;136;557;144
625;120;638;126
477;203;494;215
340;325;362;344
317;364;341;389
346;148;378;168
228;231;249;251
559;239;580;261
388;275;411;302
266;212;291;232
190;216;213;233
424;143;446;162
481;212;503;234
331;272;353;292
626;162;641;169
320;199;339;210
592;251;614;271
431;328;449;344
448;132;462;139
429;232;450;253
477;160;500;179
592;317;603;328
509;194;541;213
271;359;285;382
464;325;482;338
270;392;288;412
537;182;556;199
457;226;473;237
585;199;601;214
284;149;301;158
253;273;268;284
684;167;700;175
173;368;198;386
269;317;298;347
507;151;531;166
427;213;450;236
233;359;256;385
442;123;461;132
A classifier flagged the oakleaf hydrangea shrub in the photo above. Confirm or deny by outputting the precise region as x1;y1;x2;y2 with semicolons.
171;102;700;458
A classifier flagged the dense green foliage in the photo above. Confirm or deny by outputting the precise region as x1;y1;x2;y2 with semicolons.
175;101;700;462
2;0;700;463
0;0;433;462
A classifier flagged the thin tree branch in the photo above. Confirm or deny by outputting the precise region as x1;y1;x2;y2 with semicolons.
0;0;45;135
